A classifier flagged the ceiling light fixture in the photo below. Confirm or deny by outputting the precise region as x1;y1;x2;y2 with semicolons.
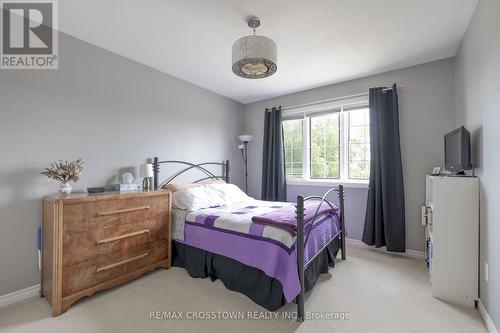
232;17;277;79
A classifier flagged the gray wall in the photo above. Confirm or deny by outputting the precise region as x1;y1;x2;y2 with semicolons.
454;0;499;327
243;59;456;252
0;33;244;295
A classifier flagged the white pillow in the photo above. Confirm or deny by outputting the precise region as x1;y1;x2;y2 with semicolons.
205;183;253;205
172;186;225;211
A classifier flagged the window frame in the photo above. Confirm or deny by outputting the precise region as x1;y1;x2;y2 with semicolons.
282;96;370;188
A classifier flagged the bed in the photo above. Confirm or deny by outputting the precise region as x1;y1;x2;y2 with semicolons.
152;158;346;322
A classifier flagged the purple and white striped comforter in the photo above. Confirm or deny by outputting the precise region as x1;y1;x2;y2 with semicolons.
173;200;341;303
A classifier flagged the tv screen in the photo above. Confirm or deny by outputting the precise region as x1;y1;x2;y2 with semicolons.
444;126;471;173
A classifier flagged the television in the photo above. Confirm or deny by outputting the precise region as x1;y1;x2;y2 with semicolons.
444;126;472;174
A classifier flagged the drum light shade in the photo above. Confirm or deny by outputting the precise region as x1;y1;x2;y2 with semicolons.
232;17;277;79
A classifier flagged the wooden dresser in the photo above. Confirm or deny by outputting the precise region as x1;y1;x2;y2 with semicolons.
41;190;171;316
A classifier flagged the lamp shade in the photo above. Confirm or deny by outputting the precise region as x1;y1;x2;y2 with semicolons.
232;35;277;79
139;164;153;178
232;17;277;80
239;135;253;143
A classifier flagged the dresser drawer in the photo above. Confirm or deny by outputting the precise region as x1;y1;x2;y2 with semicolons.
62;240;167;296
62;194;169;234
62;216;169;266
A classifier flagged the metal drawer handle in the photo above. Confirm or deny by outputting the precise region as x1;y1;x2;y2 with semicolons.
96;229;150;245
96;253;149;273
96;206;150;217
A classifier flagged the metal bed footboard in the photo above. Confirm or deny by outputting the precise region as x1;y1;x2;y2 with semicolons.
295;185;346;322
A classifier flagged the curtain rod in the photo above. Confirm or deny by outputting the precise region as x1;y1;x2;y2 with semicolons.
381;84;405;92
279;84;404;112
280;92;367;112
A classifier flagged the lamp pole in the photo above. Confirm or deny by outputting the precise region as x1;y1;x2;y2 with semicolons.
238;135;253;194
240;142;249;193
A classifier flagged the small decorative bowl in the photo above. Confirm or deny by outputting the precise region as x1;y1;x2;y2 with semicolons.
87;187;105;194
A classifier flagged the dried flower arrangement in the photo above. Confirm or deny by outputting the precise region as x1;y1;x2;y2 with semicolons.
41;159;84;183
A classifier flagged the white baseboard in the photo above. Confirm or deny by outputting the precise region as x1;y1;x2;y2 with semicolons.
478;300;498;333
346;238;426;259
0;284;40;308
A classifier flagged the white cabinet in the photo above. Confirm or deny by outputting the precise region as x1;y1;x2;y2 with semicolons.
424;175;479;307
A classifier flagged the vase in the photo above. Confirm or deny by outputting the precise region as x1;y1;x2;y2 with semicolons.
59;181;72;195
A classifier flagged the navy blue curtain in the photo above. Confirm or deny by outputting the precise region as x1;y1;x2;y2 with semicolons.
261;106;287;201
362;84;406;252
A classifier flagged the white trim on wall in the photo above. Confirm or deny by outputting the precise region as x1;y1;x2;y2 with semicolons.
0;284;40;308
286;179;369;189
478;300;498;333
346;238;425;259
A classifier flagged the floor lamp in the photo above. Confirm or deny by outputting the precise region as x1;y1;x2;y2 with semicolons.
238;134;253;193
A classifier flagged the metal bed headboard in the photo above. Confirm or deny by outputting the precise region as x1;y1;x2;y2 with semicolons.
152;157;230;190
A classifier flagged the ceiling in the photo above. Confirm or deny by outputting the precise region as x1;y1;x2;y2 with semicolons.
59;0;478;104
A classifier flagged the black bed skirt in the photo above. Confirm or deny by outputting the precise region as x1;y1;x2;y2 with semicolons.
172;237;340;311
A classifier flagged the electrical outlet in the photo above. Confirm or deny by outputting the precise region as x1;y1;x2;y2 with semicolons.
485;262;489;282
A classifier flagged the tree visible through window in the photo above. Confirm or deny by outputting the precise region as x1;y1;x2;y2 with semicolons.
310;113;340;179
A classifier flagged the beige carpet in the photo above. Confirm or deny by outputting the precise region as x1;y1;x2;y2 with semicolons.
0;245;486;333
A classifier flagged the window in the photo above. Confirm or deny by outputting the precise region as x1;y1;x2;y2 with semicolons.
347;109;370;180
282;100;370;183
283;118;303;178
